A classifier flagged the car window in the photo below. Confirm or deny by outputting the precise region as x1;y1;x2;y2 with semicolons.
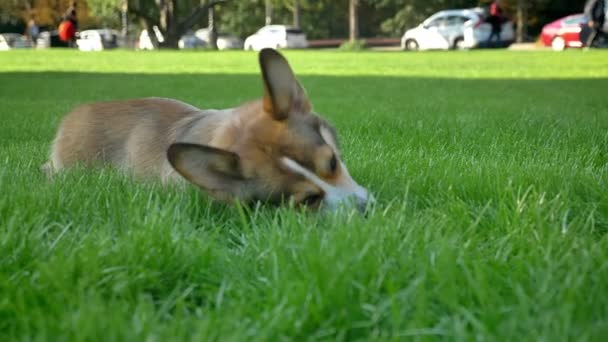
563;15;585;25
5;35;17;45
260;28;276;34
445;15;467;26
426;17;446;28
286;28;303;34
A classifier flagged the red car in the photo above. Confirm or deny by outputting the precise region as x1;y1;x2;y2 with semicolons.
541;14;587;51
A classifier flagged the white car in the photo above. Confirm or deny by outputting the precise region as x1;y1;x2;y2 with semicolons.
195;28;242;50
0;33;32;51
137;27;165;50
401;8;514;51
244;25;308;51
76;29;121;51
178;33;206;49
138;27;207;50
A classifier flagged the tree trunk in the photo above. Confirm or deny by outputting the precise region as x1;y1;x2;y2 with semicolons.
208;4;218;49
130;0;226;49
293;0;301;28
121;0;128;40
516;0;527;43
138;17;159;49
349;0;359;42
159;0;180;49
265;0;272;26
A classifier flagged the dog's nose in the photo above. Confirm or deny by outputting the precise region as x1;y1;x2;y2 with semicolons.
355;188;375;213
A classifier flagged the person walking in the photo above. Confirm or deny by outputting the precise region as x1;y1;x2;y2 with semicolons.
26;19;39;45
58;6;78;47
584;0;607;48
486;0;505;47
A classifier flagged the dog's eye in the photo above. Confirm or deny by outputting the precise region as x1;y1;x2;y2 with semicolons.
302;193;323;206
329;154;337;173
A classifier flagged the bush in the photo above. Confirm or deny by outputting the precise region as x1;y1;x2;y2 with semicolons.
338;39;367;51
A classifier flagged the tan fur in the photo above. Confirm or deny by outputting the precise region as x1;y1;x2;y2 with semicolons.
48;98;195;178
45;49;370;209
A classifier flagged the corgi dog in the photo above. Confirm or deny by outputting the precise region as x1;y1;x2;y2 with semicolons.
44;48;372;211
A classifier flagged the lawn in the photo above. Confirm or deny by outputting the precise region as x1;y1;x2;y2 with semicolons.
1;49;607;340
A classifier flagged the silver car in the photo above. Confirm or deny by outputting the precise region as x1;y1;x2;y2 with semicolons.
244;25;308;51
401;8;514;51
76;29;121;51
195;28;243;50
0;33;32;50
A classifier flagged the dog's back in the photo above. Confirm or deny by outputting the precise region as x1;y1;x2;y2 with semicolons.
45;97;202;179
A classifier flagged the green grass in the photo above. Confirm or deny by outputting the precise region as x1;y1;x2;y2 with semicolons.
1;49;607;340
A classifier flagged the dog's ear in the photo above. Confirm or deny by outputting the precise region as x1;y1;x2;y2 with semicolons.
259;48;311;120
167;143;251;202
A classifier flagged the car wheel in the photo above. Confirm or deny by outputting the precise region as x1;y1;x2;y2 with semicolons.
551;36;566;51
453;37;465;50
405;39;419;51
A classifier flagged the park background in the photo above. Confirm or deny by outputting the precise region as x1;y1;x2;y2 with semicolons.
0;0;594;48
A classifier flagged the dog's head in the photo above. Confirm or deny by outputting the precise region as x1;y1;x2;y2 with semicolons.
168;49;372;211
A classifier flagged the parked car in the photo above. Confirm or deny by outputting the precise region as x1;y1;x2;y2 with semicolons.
195;28;243;50
178;33;206;49
244;25;308;51
401;8;514;51
138;27;208;50
0;33;33;50
540;14;587;51
35;31;69;48
76;29;121;51
137;26;165;50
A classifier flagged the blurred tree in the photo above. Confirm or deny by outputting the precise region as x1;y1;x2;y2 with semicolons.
271;0;310;28
213;1;267;38
87;0;226;48
290;0;302;28
0;0;95;30
0;1;29;32
296;0;348;39
86;0;121;26
349;0;359;41
2;0;591;41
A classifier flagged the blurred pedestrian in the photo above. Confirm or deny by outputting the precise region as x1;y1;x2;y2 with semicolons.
58;6;78;47
486;0;505;47
584;0;606;48
26;19;39;44
66;4;79;30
